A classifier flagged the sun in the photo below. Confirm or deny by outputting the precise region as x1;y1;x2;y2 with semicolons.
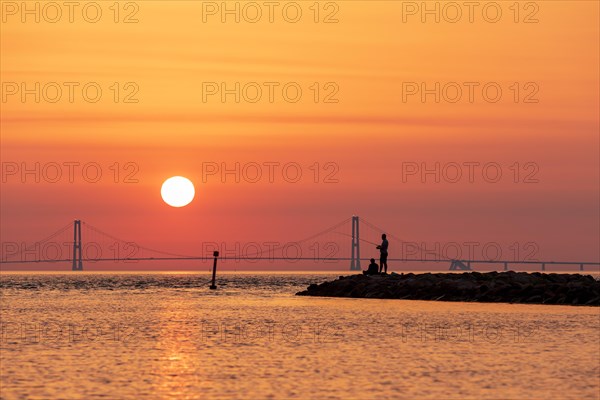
161;176;195;207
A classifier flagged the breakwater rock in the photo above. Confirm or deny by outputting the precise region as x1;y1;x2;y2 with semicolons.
296;271;600;306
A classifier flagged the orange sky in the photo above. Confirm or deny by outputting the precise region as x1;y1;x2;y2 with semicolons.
1;1;599;269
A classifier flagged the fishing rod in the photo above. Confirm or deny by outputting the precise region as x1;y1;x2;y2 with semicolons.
333;231;445;259
332;231;380;246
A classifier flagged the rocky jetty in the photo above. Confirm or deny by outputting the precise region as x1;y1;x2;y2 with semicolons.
296;271;600;306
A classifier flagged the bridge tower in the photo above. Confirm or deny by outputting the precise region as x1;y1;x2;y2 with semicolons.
72;219;83;271
350;216;361;270
449;260;471;271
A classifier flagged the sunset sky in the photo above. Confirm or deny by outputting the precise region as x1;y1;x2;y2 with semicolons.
1;1;599;269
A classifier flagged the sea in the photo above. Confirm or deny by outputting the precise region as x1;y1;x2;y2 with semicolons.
1;271;599;399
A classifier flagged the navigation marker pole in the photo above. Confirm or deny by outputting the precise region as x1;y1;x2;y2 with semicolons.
210;251;219;290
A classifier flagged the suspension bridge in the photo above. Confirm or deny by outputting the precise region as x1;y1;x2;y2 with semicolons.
0;216;598;272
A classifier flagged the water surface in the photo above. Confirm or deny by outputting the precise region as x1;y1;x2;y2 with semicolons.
1;272;599;399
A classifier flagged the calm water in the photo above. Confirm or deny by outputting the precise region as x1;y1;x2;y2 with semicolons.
1;272;599;399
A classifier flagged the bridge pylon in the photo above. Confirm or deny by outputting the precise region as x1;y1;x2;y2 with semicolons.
350;216;361;270
449;260;471;271
72;220;83;271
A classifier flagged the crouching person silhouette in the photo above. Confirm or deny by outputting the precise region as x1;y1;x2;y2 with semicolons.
363;258;379;276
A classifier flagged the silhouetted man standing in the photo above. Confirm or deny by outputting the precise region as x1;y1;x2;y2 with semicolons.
377;234;389;273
